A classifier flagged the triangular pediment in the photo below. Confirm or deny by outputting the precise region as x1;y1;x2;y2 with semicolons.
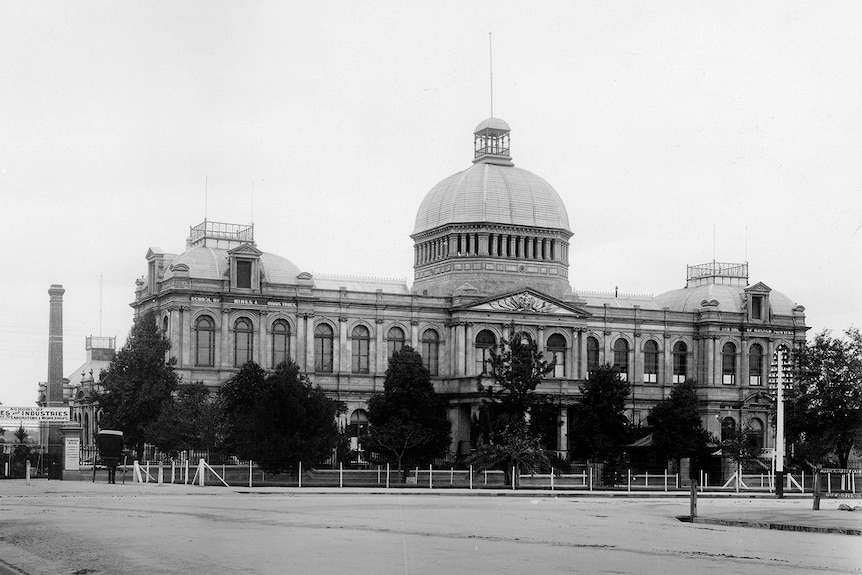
228;243;263;257
746;282;771;293
455;288;591;317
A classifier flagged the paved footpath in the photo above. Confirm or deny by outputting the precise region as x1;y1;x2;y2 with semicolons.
1;479;860;575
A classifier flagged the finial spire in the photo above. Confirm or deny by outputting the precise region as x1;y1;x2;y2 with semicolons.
489;32;494;118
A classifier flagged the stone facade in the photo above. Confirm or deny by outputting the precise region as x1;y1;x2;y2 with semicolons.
131;119;809;461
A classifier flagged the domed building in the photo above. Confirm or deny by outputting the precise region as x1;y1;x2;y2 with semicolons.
132;118;809;466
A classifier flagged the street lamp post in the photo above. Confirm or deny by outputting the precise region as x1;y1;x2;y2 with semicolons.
775;348;786;498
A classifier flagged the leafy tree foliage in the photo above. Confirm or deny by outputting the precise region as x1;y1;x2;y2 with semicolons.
366;346;451;477
648;379;712;468
97;310;179;459
569;364;631;462
220;360;343;474
145;382;224;456
787;328;862;469
470;332;555;485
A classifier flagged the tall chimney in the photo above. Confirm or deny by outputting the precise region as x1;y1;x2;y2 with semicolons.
47;284;65;407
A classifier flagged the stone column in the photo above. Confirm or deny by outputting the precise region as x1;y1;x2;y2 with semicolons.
465;323;475;375
375;319;386;374
455;322;466;376
258;311;268;367
305;315;315;371
221;309;231;368
338;317;349;372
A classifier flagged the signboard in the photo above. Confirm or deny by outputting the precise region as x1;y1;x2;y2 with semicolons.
64;436;80;471
0;406;70;423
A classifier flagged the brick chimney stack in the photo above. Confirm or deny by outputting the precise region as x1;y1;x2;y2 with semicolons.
47;284;65;407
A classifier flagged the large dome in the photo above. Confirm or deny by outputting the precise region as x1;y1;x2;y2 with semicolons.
413;162;570;235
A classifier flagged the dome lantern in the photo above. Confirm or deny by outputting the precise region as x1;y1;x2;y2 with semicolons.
473;117;513;167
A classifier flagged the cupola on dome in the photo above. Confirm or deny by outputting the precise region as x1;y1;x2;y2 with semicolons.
413;118;571;236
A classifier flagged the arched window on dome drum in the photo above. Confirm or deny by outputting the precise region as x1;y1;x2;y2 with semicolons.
386;326;405;358
643;340;659;383
271;320;290;368
587;336;600;376
722;342;737;385
194;315;215;367
613;339;629;381
475;330;496;375
314;324;334;373
351;325;371;374
234;318;254;367
547;333;566;378
421;329;440;376
749;343;763;386
672;342;688;384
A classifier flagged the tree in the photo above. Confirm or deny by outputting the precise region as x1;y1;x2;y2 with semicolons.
648;378;712;469
97;310;179;460
366;346;451;479
220;360;344;474
145;382;224;457
569;364;631;462
787;328;862;470
469;332;555;486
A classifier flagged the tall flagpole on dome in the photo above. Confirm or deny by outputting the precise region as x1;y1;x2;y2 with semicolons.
489;32;494;118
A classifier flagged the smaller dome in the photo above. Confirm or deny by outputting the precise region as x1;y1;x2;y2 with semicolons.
163;246;302;285
474;117;511;133
654;283;798;315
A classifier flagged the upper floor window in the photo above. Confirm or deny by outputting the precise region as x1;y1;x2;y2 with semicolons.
547;333;566;378
421;329;440;376
194;315;215;367
643;340;659;383
751;295;764;320
386;326;405;358
272;320;290;368
475;329;496;374
236;260;253;289
234;318;254;366
314;323;334;373
613;338;629;381
587;336;600;375
672;341;688;384
749;343;763;386
722;342;737;385
351;325;371;374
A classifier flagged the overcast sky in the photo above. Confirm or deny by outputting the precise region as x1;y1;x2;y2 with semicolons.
2;1;860;408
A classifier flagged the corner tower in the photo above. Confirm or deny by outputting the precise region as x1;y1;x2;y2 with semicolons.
411;118;573;298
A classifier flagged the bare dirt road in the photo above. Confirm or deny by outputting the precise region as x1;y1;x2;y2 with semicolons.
0;481;859;574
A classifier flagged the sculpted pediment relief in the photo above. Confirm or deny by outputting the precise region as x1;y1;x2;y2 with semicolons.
463;289;590;317
228;243;263;257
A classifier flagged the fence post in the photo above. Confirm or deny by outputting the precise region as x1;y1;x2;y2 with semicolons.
185;459;189;484
249;460;253;488
645;470;649;490
378;465;381;485
664;470;667;493
339;463;343;489
386;463;390;488
198;459;205;486
429;464;433;489
25;460;31;484
551;467;554;491
589;467;593;491
484;470;487;486
298;461;302;489
469;465;473;490
627;469;631;492
450;467;454;486
158;462;164;486
512;466;516;490
146;462;150;483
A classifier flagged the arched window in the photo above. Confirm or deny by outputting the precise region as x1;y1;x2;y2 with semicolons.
722;342;737;385
547;333;566;378
749;343;763;386
421;329;440;376
351;325;371;374
747;418;765;451
194;315;215;367
587;336;600;375
272;320;290;368
475;329;496;374
314;323;334;373
234;318;254;367
643;340;659;383
386;326;405;358
721;416;736;443
672;341;688;384
613;338;629;381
